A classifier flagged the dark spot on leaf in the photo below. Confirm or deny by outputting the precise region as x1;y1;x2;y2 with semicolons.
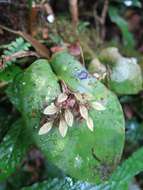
77;70;88;80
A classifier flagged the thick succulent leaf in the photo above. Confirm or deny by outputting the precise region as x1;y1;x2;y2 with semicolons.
0;119;34;182
33;51;125;183
0;65;22;82
38;90;124;183
6;55;125;183
7;59;61;130
99;48;143;94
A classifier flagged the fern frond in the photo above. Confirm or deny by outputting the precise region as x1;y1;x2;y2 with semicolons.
3;37;31;66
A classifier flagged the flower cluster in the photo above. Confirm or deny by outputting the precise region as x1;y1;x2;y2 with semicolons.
38;85;106;137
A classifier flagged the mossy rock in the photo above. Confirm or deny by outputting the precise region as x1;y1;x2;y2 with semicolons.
99;47;142;95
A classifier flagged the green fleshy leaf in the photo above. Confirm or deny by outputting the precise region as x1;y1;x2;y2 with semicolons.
7;55;125;183
0;65;22;82
38;51;125;183
7;59;61;130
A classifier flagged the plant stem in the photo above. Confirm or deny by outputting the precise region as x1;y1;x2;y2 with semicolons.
0;24;50;58
69;0;79;29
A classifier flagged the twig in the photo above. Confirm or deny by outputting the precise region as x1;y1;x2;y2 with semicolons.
44;3;54;16
79;44;85;66
0;51;39;68
101;0;109;24
32;2;55;22
0;24;50;59
0;24;20;35
93;0;109;41
69;0;79;29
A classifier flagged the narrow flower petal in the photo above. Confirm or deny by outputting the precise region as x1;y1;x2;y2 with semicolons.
38;122;53;135
86;117;94;131
57;93;68;103
43;103;58;115
74;92;83;101
91;101;106;111
101;72;107;79
59;118;68;137
65;109;74;127
83;93;93;101
79;105;88;119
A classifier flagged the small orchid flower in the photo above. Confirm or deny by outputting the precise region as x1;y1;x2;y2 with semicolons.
38;83;106;137
39;91;74;137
